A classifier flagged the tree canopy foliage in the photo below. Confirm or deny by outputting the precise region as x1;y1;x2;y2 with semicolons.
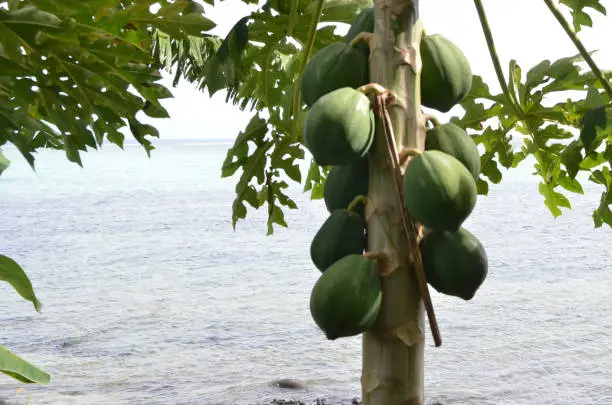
0;0;215;384
154;0;612;231
0;0;611;386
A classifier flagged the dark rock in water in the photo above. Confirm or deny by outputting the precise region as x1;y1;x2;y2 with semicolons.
269;400;306;405
257;396;442;405
271;378;307;390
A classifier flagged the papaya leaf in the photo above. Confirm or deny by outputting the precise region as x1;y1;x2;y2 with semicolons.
589;167;612;227
0;1;215;169
0;345;50;385
560;140;584;178
559;0;606;32
453;46;612;228
539;182;572;217
0;149;10;175
579;86;608;153
476;178;489;195
303;160;329;200
558;171;585;194
0;254;42;312
580;105;607;153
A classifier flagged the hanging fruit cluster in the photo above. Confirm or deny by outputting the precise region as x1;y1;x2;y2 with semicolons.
300;7;489;341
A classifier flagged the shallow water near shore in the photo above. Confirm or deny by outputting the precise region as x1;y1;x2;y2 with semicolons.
0;140;611;405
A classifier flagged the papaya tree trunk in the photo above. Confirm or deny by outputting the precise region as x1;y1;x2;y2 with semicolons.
362;2;427;405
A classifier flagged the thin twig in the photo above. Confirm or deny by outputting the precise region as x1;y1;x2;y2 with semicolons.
543;0;612;99
472;0;524;117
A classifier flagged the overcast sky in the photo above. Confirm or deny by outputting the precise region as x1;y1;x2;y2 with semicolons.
145;0;612;140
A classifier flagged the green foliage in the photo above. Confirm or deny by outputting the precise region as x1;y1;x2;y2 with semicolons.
0;0;214;168
156;0;610;231
0;148;10;175
0;254;48;384
0;0;217;386
0;345;50;385
560;0;606;32
450;52;612;227
156;0;372;233
0;254;42;312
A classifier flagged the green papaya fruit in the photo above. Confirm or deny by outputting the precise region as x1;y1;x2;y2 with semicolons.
310;254;382;340
425;122;481;181
344;7;375;53
402;150;477;231
420;227;488;300
421;34;472;112
303;87;375;166
324;158;369;217
310;209;366;272
300;42;369;107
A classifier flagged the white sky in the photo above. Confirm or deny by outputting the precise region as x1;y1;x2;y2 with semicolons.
144;0;612;139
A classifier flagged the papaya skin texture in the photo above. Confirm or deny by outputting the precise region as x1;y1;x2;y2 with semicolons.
425;122;481;181
303;87;375;166
309;254;382;340
300;43;369;107
420;227;488;300
323;158;369;217
310;209;366;272
420;34;473;113
402;150;477;232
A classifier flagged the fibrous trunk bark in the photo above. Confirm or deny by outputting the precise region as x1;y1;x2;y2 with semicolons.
362;1;426;405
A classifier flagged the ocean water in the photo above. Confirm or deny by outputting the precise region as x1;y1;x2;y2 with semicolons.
0;140;610;405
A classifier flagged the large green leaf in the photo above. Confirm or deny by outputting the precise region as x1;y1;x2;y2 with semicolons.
0;1;216;167
0;254;42;312
0;345;50;385
153;0;370;233
0;149;10;175
559;0;606;32
452;52;612;228
151;0;612;231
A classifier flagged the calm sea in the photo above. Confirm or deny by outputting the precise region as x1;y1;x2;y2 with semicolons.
0;140;610;405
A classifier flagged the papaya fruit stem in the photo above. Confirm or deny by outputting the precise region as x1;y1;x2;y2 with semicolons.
357;82;388;97
364;251;382;260
364;250;399;277
349;32;378;62
423;113;440;128
347;195;369;213
398;147;422;170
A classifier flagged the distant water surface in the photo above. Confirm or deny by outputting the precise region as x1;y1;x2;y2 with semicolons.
0;140;610;405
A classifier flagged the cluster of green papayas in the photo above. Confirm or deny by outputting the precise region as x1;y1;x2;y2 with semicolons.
300;8;382;341
402;122;488;300
301;8;488;341
303;6;474;117
402;28;486;300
